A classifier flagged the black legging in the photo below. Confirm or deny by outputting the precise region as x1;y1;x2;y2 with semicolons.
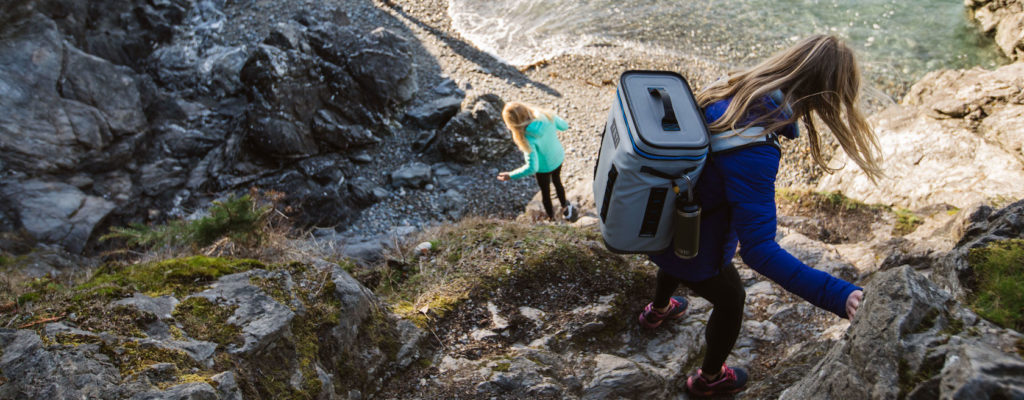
534;164;568;219
653;263;746;373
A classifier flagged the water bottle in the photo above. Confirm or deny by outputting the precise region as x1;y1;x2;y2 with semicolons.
672;177;701;259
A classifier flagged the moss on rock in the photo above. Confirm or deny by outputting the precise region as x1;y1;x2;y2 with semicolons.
100;340;200;377
77;256;263;299
967;239;1024;331
172;297;242;349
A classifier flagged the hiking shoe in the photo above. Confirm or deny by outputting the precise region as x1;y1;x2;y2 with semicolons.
638;296;688;328
562;203;579;222
686;364;749;397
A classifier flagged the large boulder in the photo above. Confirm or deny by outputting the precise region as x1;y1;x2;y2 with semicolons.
777;266;1024;400
239;23;417;161
818;63;1024;209
966;0;1024;60
0;14;146;176
437;94;515;163
0;180;115;254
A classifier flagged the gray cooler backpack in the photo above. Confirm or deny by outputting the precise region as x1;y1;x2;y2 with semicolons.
593;70;710;254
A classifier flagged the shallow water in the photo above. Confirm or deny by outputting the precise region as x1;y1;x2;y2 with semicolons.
449;0;1008;95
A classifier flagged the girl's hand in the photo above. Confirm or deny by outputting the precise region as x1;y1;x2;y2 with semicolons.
846;290;863;320
497;172;510;181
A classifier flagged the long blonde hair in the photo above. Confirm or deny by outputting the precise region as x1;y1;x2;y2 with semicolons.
502;101;554;153
697;34;884;183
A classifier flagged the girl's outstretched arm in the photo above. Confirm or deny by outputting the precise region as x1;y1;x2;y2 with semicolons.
719;145;861;318
508;144;540;180
554;116;568;131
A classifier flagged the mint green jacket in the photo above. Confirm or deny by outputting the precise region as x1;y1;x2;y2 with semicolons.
509;115;568;179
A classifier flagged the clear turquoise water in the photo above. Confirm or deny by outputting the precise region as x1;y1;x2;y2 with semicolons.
449;0;1008;94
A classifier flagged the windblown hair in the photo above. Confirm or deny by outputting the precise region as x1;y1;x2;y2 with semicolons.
502;101;554;153
697;34;884;183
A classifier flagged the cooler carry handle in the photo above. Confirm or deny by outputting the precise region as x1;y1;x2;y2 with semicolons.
648;87;680;132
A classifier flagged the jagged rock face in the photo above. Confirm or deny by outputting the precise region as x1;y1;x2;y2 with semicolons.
437;94;515;163
0;259;424;399
966;0;1024;61
0;14;146;176
818;63;1024;209
775;266;1024;400
0;0;426;253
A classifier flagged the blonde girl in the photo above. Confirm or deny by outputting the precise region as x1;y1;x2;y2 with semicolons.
636;35;883;397
497;102;577;221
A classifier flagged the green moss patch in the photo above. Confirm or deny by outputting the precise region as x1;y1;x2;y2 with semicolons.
77;256;263;298
100;340;200;377
967;239;1024;331
892;208;924;236
172;297;242;349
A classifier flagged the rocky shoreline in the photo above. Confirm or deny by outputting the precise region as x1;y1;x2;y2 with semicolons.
1;0;1024;399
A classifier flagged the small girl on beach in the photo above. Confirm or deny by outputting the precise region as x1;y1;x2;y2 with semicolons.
637;35;884;397
497;101;578;222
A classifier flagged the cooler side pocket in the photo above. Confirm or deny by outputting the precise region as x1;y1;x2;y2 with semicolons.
600;165;618;223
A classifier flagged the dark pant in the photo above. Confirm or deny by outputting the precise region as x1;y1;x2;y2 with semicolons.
653;263;746;373
535;164;567;219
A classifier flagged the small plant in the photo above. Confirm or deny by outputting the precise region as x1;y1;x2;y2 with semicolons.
967;239;1024;331
821;190;863;210
892;208;923;236
102;193;272;251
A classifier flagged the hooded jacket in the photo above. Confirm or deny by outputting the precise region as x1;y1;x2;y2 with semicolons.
508;115;568;179
650;93;861;318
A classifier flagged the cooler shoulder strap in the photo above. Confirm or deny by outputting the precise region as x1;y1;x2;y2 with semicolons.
709;127;780;155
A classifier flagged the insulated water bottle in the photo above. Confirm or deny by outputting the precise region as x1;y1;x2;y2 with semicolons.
672;177;701;259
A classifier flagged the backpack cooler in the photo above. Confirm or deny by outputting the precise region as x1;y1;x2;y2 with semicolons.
593;70;710;254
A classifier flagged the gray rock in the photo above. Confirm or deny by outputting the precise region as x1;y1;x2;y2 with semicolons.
190;270;296;355
325;262;377;348
246;116;319;159
583;354;665;400
348;28;418;106
0;180;115;253
391;162;433;188
780;266;1024;400
351;151;374;164
211;371;244;400
406;95;464;129
312;109;380;151
139;160;188;197
264;21;309;51
129;382;218;400
60;46;147;135
0;329;123;399
348;177;382;206
197;45;250;98
431;78;464;96
936;342;1024;399
437;94;514;163
0;15;131;175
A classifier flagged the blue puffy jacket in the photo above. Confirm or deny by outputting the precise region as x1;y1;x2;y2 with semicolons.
649;94;861;318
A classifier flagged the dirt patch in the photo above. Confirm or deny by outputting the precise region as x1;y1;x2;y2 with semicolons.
776;189;889;243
